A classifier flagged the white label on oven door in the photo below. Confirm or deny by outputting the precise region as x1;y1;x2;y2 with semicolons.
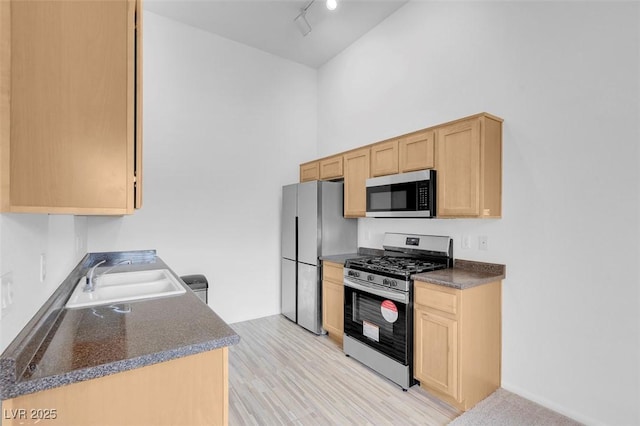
363;320;380;342
381;300;398;323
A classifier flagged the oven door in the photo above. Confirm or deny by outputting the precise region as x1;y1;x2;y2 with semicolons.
343;278;410;365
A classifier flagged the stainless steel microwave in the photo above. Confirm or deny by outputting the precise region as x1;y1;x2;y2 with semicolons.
365;170;436;218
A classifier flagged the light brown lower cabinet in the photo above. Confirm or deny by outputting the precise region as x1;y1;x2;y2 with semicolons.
2;348;229;426
414;281;501;411
322;261;344;345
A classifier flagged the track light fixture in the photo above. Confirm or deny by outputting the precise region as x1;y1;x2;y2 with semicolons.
294;0;339;37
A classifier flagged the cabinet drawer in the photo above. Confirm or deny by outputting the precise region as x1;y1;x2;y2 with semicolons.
414;283;458;315
323;262;344;283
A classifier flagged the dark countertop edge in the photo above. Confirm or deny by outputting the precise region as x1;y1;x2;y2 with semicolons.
0;337;240;400
412;259;506;290
0;250;240;401
454;259;506;277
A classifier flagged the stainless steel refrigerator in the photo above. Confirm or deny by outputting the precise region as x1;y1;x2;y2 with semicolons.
281;180;357;334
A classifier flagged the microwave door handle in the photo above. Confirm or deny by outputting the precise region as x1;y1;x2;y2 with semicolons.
343;278;409;304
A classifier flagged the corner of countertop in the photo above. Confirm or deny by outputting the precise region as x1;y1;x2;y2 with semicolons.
454;259;506;278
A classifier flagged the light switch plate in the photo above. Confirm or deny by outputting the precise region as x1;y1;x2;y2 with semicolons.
462;235;472;249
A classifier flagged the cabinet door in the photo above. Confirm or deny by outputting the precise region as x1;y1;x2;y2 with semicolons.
300;161;319;182
343;148;370;217
399;130;434;172
322;279;344;343
414;308;459;400
7;0;140;214
319;155;343;180
370;140;399;177
436;119;481;217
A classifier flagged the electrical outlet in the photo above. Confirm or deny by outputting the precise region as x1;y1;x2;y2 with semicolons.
462;235;472;249
1;272;14;317
479;236;489;251
40;253;47;283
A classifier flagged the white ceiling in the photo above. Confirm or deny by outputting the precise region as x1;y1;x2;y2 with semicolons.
143;0;409;68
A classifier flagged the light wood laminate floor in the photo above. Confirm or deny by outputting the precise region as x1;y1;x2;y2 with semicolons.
228;315;460;425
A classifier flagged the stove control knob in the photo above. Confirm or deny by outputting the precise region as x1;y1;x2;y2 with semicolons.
367;275;375;282
348;270;360;278
390;280;398;287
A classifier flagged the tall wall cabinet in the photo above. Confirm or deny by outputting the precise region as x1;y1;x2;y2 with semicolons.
436;115;502;218
0;0;142;215
343;148;370;218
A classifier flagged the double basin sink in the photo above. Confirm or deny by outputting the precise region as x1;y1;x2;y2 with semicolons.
66;269;186;309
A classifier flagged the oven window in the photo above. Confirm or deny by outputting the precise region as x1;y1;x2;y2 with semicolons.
353;295;396;337
367;182;417;212
344;286;410;365
369;190;408;211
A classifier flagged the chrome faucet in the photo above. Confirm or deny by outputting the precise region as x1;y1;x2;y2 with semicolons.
83;259;132;292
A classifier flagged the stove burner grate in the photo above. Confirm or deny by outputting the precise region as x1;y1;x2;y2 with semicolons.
348;256;447;276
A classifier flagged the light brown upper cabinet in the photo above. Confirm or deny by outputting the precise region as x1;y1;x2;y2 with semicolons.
343;148;370;218
319;155;343;180
371;130;435;178
0;0;142;215
399;130;435;173
370;140;399;177
299;161;319;182
435;114;502;218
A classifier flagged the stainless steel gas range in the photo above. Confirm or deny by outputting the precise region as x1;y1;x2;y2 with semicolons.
343;233;453;390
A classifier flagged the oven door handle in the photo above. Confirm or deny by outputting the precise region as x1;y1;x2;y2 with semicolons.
343;278;409;304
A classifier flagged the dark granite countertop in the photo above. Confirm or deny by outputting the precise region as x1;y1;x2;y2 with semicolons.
412;259;506;290
0;250;240;400
320;253;361;264
320;247;383;265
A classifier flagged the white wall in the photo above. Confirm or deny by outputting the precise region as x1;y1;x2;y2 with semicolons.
318;2;639;425
0;215;87;350
86;12;317;325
